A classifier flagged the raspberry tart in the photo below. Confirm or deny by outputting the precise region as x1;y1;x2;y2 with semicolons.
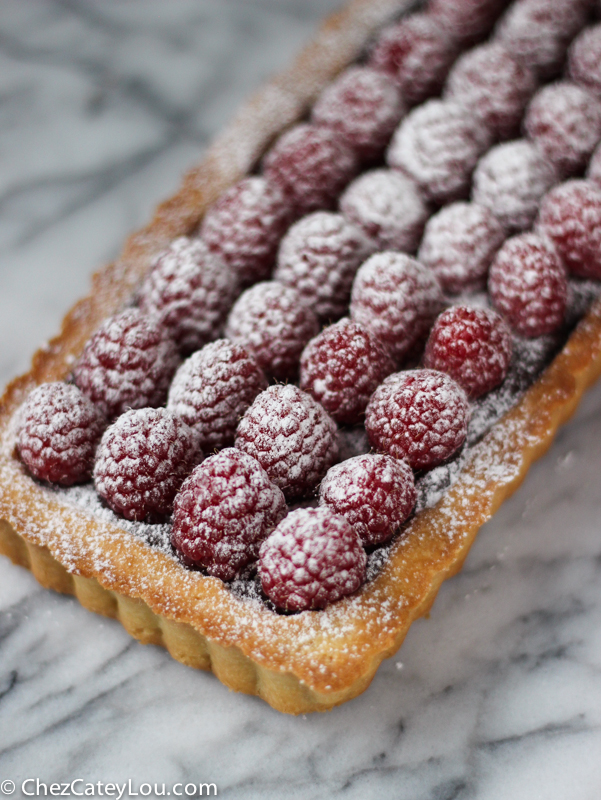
2;0;601;716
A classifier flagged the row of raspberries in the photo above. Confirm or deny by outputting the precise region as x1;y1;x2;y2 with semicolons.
16;0;601;613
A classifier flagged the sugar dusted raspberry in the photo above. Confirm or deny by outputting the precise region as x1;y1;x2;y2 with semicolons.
171;448;286;581
568;24;601;99
200;177;292;287
537;180;601;280
350;252;444;365
138;237;237;354
365;369;469;471
429;0;507;44
235;384;338;500
339;169;429;253
387;100;490;204
299;319;395;425
73;309;180;421
368;14;458;106
259;508;366;612
418;202;505;294
167;339;267;452
588;142;601;187
311;66;404;163
17;383;106;486
225;282;318;381
472;140;557;232
496;0;590;79
319;454;416;547
488;233;568;337
263;123;357;216
273;212;373;323
424;306;513;399
94;408;200;522
445;42;537;141
524;83;601;179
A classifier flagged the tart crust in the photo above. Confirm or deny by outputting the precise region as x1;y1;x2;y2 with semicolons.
2;0;601;714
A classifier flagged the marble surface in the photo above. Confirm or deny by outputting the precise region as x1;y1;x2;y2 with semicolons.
1;1;601;798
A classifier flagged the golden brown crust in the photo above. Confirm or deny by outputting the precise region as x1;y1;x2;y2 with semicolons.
2;0;601;714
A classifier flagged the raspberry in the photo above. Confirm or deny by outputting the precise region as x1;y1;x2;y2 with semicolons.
319;454;416;546
368;14;458;106
588;142;601;187
424;306;513;399
262;123;357;216
273;212;373;323
496;0;590;79
537;180;601;280
445;42;537;141
171;448;286;581
17;383;106;486
258;508;366;612
339;169;429;253
418;202;505;294
138;237;237;354
387;100;490;204
472;140;557;232
311;66;405;163
568;23;601;99
94;408;200;522
200;177;292;288
225;282;319;381
234;384;338;500
429;0;507;44
73;309;180;421
350;252;443;365
524;82;601;179
167;340;267;451
488;232;568;337
365;369;469;471
299;318;395;425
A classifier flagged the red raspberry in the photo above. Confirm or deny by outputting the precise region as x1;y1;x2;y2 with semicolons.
138;237;237;354
299;318;395;425
350;252;444;365
537;180;601;280
311;66;405;163
17;383;106;486
234;384;338;500
225;282;319;381
495;0;590;79
445;42;537;141
488;232;568;337
171;448;286;581
339;169;429;253
387;100;491;204
418;202;505;294
588;142;601;187
568;23;601;100
200;177;292;288
424;306;513;399
368;13;458;106
94;408;200;522
524;82;601;179
73;309;180;421
319;454;416;547
262;123;357;216
472;140;557;232
258;508;366;612
167;339;267;452
429;0;508;44
365;369;469;471
273;212;373;323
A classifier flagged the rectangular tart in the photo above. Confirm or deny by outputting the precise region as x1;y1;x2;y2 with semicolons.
2;0;601;715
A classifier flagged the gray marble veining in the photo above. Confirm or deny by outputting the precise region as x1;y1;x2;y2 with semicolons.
1;2;601;798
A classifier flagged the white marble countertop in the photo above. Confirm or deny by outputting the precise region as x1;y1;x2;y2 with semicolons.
1;2;601;798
